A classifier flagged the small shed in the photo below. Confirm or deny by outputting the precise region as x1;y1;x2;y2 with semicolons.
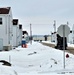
18;24;22;45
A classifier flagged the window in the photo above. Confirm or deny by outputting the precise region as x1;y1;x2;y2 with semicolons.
0;18;2;24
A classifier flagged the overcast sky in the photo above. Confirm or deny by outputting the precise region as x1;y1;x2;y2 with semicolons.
0;0;74;35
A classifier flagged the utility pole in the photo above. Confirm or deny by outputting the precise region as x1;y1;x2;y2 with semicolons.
30;23;32;44
67;21;69;25
63;25;65;69
53;20;57;43
53;20;56;32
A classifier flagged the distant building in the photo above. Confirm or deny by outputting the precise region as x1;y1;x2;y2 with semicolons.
22;31;29;43
72;25;74;44
51;32;57;43
0;7;13;50
33;35;51;42
12;19;19;47
68;25;74;44
18;24;22;45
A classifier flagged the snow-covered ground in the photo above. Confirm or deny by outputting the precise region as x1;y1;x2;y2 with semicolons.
0;41;74;75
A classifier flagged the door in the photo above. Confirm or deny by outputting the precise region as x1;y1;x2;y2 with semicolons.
0;39;3;50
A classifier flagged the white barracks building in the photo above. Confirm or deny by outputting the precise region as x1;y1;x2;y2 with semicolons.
0;7;13;50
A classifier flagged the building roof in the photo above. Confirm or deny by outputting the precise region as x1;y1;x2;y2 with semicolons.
0;7;10;14
22;31;28;35
13;19;18;25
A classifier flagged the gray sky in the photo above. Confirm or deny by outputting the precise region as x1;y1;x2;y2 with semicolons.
0;0;74;35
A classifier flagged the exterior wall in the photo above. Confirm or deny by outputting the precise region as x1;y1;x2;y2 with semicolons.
0;9;13;50
0;15;6;50
47;36;51;41
17;25;20;46
6;9;13;50
51;33;56;42
68;25;74;44
12;25;18;47
18;28;22;45
9;14;13;47
0;15;9;46
68;33;72;44
71;25;74;44
13;24;22;47
23;34;29;43
13;25;22;47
